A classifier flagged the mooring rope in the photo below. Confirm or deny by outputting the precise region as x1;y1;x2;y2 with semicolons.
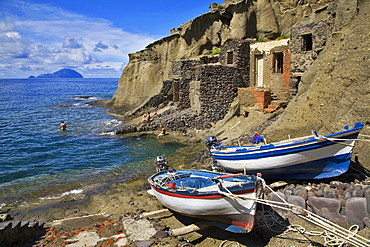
217;178;370;247
314;135;370;147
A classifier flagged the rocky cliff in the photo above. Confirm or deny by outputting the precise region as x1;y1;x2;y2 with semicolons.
109;0;332;115
264;0;370;169
108;0;370;170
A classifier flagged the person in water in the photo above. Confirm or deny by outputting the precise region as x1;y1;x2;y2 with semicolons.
59;121;67;131
157;125;166;138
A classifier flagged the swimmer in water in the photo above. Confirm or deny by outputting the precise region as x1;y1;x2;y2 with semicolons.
59;121;67;131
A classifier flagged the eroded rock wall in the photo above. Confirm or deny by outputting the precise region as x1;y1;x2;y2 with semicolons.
109;0;333;117
264;0;370;168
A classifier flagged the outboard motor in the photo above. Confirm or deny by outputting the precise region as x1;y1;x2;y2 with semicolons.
205;136;218;150
156;156;169;172
205;136;228;172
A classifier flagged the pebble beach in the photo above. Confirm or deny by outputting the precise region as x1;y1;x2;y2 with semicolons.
3;152;370;247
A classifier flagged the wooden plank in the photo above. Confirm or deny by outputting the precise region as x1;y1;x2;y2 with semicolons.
139;209;171;219
51;213;110;224
170;221;211;236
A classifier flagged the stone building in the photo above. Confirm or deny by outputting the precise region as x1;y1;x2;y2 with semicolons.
147;21;331;129
238;38;291;113
290;21;331;95
168;39;253;124
238;20;331;114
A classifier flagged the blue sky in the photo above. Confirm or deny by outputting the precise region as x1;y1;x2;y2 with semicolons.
0;0;214;78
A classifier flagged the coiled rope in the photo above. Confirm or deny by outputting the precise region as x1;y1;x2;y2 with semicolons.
217;178;370;247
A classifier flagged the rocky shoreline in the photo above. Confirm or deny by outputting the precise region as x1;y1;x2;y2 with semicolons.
2;150;370;246
2;109;370;246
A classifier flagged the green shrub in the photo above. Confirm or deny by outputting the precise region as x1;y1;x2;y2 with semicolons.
276;34;290;40
211;48;221;56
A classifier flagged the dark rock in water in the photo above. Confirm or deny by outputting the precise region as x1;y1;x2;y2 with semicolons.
346;197;369;229
308;197;343;221
32;69;83;78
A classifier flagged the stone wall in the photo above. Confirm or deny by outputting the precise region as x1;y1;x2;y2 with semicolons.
249;39;291;101
238;88;272;111
169;59;202;110
219;38;254;85
290;21;331;74
198;65;244;123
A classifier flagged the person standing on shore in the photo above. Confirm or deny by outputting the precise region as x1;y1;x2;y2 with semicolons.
59;121;67;131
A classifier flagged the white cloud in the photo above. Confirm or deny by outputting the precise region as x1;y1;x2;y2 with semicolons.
0;0;158;78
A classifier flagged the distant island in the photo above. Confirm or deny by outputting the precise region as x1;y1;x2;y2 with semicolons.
29;69;83;78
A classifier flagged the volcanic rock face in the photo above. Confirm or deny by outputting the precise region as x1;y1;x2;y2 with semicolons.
109;0;370;169
263;0;370;167
109;0;333;115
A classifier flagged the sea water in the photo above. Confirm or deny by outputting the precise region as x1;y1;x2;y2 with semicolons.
0;78;185;207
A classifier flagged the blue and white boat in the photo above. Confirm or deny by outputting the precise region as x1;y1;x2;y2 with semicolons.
148;169;260;233
207;122;364;180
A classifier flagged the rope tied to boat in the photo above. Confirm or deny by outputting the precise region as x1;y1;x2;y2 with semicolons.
217;178;370;247
314;133;370;146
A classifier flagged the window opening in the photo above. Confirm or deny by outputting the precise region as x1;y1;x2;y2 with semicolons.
173;80;180;102
227;52;233;64
302;34;313;51
273;52;284;74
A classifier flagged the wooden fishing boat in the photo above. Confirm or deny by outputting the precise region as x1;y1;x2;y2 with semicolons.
148;169;260;233
206;122;364;180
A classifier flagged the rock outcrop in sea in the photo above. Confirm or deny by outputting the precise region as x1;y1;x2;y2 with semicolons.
29;68;83;78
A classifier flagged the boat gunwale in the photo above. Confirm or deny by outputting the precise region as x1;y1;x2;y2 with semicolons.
149;185;257;199
148;170;258;198
212;124;363;156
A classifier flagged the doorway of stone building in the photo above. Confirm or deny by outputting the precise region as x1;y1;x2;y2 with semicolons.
255;55;264;87
173;79;179;102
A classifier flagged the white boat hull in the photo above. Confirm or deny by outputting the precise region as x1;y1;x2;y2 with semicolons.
211;123;363;179
148;170;258;232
